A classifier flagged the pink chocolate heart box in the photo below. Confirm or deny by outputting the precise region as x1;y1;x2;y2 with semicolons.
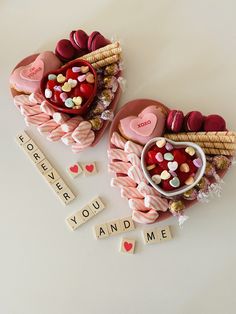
108;99;235;225
10;29;123;153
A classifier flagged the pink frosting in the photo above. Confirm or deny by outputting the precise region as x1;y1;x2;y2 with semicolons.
119;105;167;145
10;51;61;94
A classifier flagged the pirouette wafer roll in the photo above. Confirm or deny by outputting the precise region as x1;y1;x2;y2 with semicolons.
195;141;236;150
91;54;120;69
202;148;235;156
80;42;120;59
164;131;236;143
82;47;122;64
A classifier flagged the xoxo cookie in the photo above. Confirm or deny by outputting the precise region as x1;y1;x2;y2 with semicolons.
119;103;168;145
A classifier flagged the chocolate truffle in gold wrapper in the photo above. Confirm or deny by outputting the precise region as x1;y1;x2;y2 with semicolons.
169;200;185;214
204;162;216;177
212;155;231;170
104;63;119;76
183;188;198;201
196;176;210;192
89;116;103;131
98;89;114;102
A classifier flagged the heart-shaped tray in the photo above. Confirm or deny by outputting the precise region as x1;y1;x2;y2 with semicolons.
108;99;231;224
11;53;122;151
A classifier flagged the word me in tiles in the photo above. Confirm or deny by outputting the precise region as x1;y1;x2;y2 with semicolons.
142;225;172;244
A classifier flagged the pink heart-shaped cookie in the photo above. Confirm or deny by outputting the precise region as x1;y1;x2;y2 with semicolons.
130;113;157;136
20;59;44;81
119;105;167;145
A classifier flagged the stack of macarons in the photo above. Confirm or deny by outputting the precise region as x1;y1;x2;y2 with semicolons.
166;110;227;133
55;29;110;62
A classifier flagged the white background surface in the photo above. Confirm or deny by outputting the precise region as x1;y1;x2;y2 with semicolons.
0;1;236;313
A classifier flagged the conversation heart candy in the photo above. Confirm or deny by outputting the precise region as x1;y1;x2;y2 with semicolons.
57;73;66;83
185;146;196;156
156;138;166;148
62;82;72;92
151;174;161;185
68;78;77;88
78;74;86;82
73;96;82;106
65;98;74;108
86;73;95;83
155;152;163;162
193;157;202;168
170;177;180;188
45;88;52;98
164;153;174;161
81;66;89;73
168;161;178;171
48;74;57;80
185;176;194;185
146;164;156;171
180;163;190;173
60;92;68;102
161;170;171;180
72;66;81;73
54;85;62;92
165;142;173;151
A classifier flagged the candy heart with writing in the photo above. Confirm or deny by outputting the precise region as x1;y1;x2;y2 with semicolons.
130;113;157;137
20;59;44;81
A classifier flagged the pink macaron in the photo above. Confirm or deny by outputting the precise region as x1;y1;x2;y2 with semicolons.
55;39;76;62
203;114;226;131
70;29;89;54
166;110;184;133
88;31;110;51
184;111;204;132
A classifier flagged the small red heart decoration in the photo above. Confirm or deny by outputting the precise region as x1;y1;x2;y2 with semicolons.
70;164;78;173
124;241;133;251
85;164;94;172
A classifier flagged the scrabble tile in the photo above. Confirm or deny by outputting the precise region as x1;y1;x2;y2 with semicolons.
88;197;105;214
44;168;60;184
120;216;135;232
79;206;95;222
67;162;83;178
157;225;172;242
52;178;68;194
66;211;84;231
82;162;97;175
94;224;109;239
120;238;135;254
58;187;76;205
23;139;38;155
37;159;53;174
142;228;160;244
29;149;45;164
107;220;122;236
16;131;31;146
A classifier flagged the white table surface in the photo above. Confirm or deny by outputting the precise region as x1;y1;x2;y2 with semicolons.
1;1;236;313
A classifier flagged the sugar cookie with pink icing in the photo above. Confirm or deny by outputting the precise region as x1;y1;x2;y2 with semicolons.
118;105;167;145
10;51;61;94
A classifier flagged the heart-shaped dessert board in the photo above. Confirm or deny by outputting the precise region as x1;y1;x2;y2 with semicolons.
108;99;234;224
10;37;123;153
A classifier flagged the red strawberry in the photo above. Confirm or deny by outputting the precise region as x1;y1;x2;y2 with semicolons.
158;160;169;170
149;166;163;176
66;68;79;80
173;149;187;164
161;179;175;191
52;91;63;106
47;80;57;90
146;150;157;165
80;83;94;98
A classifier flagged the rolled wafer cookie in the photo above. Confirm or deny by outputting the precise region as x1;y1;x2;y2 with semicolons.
80;42;120;59
82;47;122;64
91;55;120;69
164;131;236;143
195;141;236;150
202;148;235;156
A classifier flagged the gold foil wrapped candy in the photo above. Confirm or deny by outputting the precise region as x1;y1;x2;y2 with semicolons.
169;200;185;215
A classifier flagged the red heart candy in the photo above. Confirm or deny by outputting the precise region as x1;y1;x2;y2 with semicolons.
47;80;57;90
70;164;78;173
85;164;94;172
124;241;133;252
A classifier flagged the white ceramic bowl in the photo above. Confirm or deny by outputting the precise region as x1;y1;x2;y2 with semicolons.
141;137;206;198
